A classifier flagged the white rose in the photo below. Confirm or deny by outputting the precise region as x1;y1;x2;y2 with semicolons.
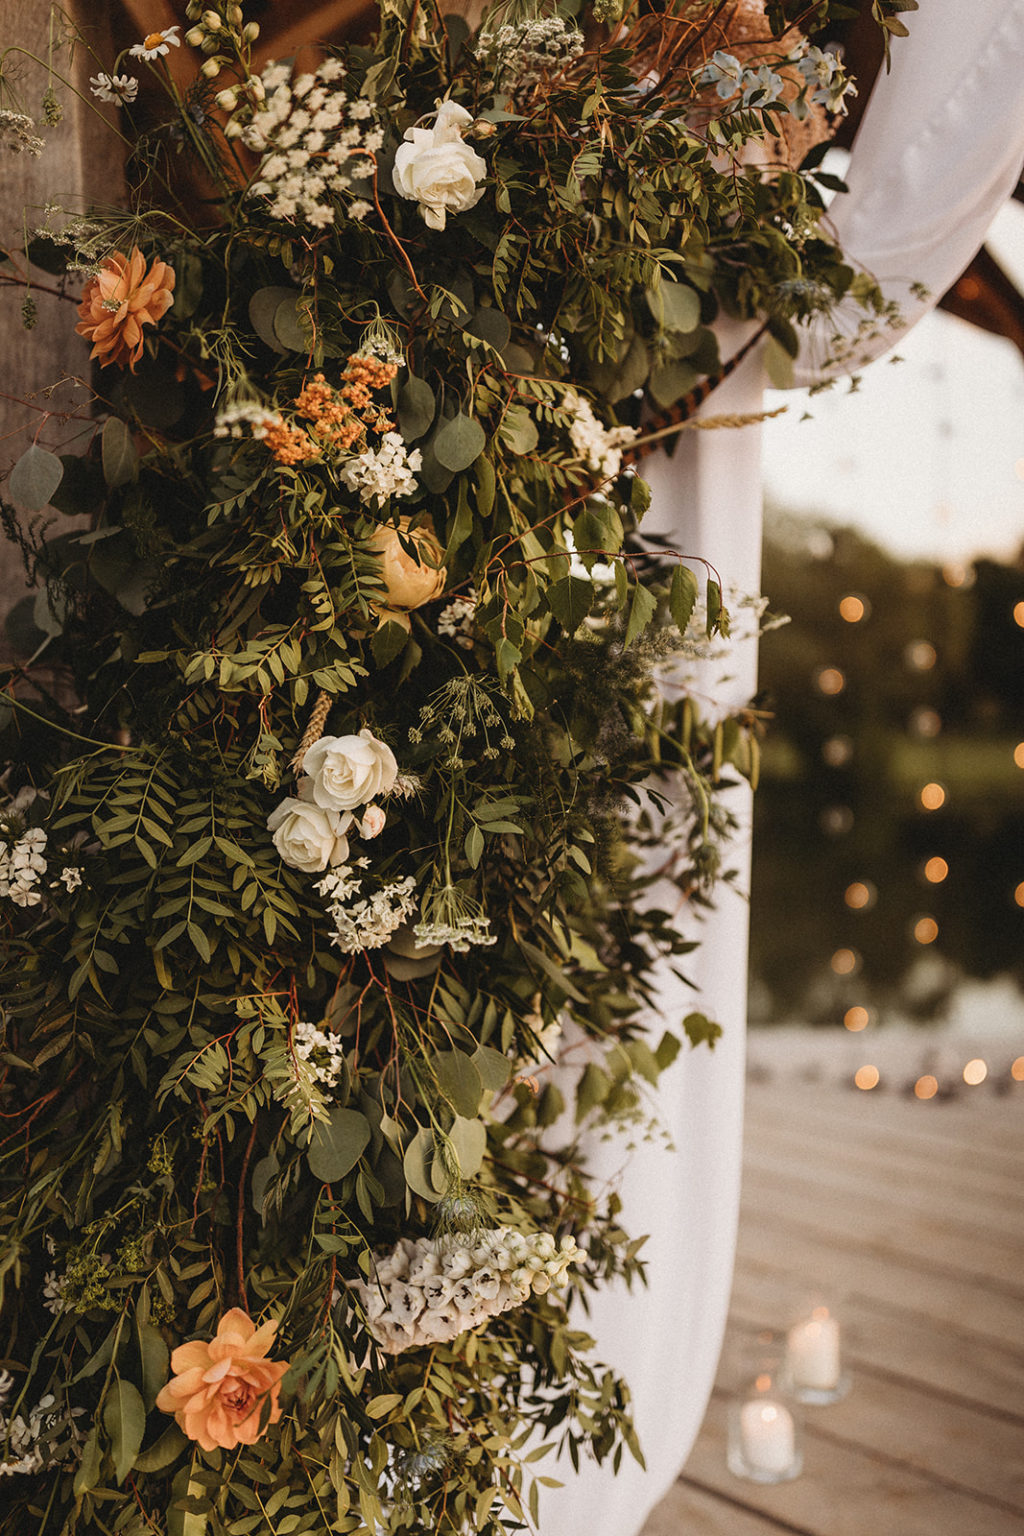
267;797;352;872
392;99;486;231
302;729;398;811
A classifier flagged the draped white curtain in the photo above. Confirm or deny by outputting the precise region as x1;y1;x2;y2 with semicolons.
542;5;1024;1533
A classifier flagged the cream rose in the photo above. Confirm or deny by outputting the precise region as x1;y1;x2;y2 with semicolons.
392;100;486;231
267;796;352;872
368;516;447;615
302;729;398;812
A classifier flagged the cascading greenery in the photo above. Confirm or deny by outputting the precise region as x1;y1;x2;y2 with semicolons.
0;2;885;1531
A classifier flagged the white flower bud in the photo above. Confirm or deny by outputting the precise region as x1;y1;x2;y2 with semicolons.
247;75;265;101
200;35;220;53
185;26;205;46
215;87;238;110
242;20;260;41
202;9;222;29
224;119;243;138
227;3;243;23
201;57;222;77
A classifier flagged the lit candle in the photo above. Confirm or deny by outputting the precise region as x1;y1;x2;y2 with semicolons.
787;1309;841;1391
739;1398;796;1474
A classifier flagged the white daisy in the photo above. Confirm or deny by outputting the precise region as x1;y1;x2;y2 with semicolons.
89;73;139;105
129;25;181;61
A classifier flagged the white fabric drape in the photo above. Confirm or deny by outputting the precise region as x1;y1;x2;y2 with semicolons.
542;6;1024;1534
795;0;1024;384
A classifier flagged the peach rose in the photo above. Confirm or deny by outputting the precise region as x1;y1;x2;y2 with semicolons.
155;1308;289;1452
368;517;446;615
75;246;175;371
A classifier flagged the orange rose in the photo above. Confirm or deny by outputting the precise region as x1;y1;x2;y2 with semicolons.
75;247;175;371
155;1308;288;1452
368;517;446;616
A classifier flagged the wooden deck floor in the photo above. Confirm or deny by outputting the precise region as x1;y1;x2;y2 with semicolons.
644;1033;1024;1536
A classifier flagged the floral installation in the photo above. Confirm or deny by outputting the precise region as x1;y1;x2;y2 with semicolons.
0;1;903;1532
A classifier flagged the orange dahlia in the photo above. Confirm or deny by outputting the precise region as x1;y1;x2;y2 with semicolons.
75;246;175;371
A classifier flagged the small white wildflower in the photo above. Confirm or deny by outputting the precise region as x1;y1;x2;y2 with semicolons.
437;591;476;649
348;198;372;222
89;73;139;105
58;867;83;893
0;110;45;156
339;432;422;508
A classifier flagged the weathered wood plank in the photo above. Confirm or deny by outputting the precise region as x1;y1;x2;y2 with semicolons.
685;1392;1022;1536
746;1088;1024;1183
738;1165;1024;1295
746;1104;1024;1214
644;1477;805;1536
737;1210;1024;1350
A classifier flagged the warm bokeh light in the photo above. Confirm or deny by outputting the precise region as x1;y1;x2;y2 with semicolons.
1012;1058;1024;1082
919;782;946;811
904;640;937;671
854;1065;880;1091
1014;882;1024;909
839;594;869;623
913;916;939;944
1014;742;1024;770
923;856;949;883
1014;601;1024;629
844;1006;870;1032
909;707;942;738
816;666;846;696
820;805;855;837
755;1373;772;1393
942;562;974;589
914;1075;938;1101
830;948;860;976
963;1058;988;1086
822;735;853;768
844;881;875;910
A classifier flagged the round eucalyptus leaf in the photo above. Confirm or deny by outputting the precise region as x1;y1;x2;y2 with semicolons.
248;286;298;353
307;1108;371;1184
433;412;486;472
9;444;63;510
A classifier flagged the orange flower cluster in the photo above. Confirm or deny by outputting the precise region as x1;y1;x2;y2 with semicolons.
261;416;320;467
75;246;175;371
155;1309;289;1452
294;355;398;454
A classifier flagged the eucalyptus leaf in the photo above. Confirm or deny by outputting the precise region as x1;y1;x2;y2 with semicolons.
472;1044;512;1092
274;294;311;351
646;279;701;334
397;375;436;441
248;286;298;352
101;416;138;489
466;307;511;351
433;412;486;472
433;1050;483;1118
9;444;63;510
449;1115;486;1178
403;1126;441;1203
307;1108;371;1183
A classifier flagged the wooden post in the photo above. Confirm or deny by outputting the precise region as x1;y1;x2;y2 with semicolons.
0;2;124;652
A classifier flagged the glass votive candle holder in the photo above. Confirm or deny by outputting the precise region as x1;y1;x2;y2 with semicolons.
727;1369;803;1484
784;1302;851;1405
